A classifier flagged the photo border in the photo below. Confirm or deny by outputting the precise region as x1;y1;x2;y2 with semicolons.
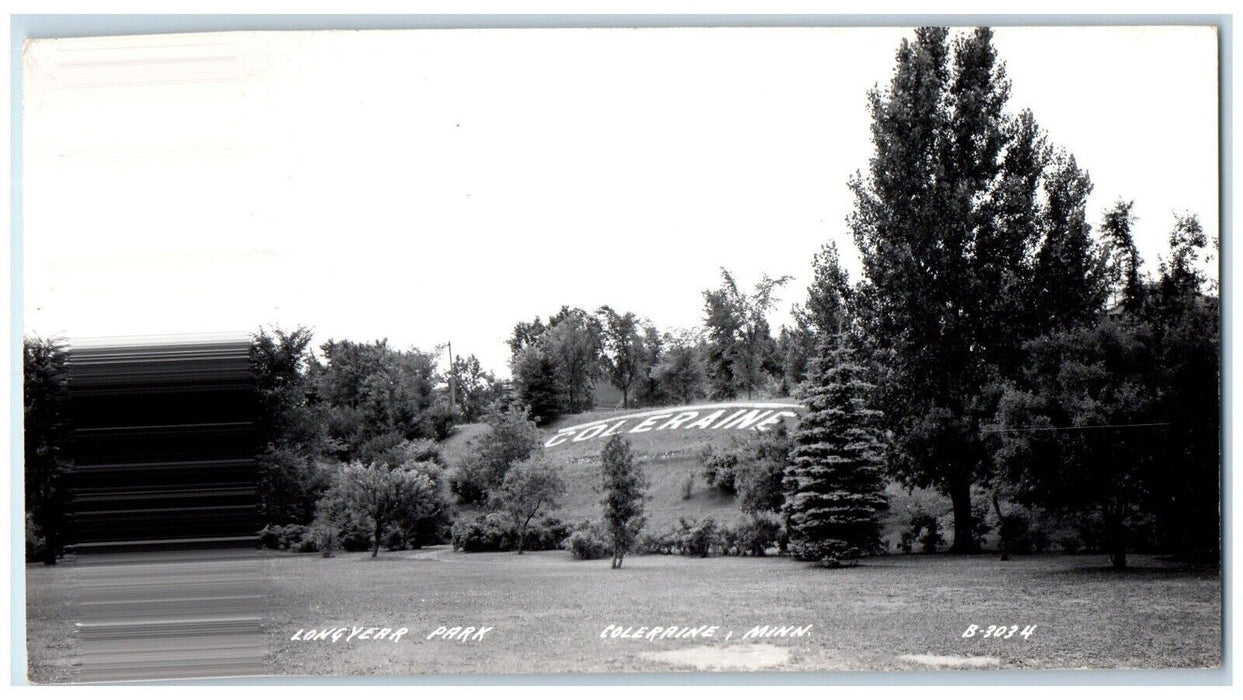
7;11;1232;687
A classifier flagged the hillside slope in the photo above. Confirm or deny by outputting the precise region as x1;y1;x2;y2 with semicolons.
544;401;802;531
445;400;951;544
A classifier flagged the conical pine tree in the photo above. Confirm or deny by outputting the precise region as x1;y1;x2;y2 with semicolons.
784;338;888;566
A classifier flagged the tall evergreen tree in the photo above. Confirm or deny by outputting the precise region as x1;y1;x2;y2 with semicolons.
783;339;888;567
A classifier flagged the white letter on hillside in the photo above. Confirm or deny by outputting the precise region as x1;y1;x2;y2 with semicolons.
573;423;610;442
684;410;725;430
657;412;699;431
717;409;770;430
630;414;673;433
754;410;798;431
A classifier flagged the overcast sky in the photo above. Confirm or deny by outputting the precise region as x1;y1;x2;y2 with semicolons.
21;26;1219;375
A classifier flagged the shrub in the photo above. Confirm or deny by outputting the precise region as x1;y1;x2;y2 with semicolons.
258;524;314;552
675;517;719;557
637;532;676;555
698;445;738;494
451;513;514;552
1058;533;1084;555
730;515;782;557
566;520;609;560
971;500;993;550
421;400;460;442
309;487;374;554
898;512;944;554
735;424;792;515
717;524;740;555
308;520;339;557
997;511;1052;555
448;466;488;506
793;539;859;567
449;513;570;553
525;516;572;551
25;513;46;563
256;446;332;528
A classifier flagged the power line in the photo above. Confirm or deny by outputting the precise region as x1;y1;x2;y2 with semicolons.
982;421;1171;434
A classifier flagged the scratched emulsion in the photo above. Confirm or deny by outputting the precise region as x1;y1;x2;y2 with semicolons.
66;337;263;681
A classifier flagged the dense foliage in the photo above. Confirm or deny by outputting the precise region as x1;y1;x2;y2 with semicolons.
449;405;544;504
784;341;889;566
23;337;71;564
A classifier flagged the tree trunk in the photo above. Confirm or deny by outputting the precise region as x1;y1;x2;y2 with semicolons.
42;530;58;566
991;492;1009;561
1105;506;1127;571
516;528;526;555
372;521;382;558
947;474;978;554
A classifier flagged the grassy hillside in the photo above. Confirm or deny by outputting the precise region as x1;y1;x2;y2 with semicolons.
543;418;752;531
444;400;955;544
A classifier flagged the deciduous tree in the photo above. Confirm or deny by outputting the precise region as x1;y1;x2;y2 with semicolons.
599;435;648;569
335;461;438;558
702;268;790;400
451;405;544;504
492;456;566;554
849;28;1106;552
24;336;71;564
597;306;645;408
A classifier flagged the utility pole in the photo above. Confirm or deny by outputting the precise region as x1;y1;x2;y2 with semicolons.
447;340;456;413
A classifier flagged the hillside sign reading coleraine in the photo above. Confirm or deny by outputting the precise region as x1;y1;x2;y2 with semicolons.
545;403;804;448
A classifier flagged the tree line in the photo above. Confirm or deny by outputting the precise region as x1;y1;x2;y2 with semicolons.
823;27;1219;567
506;270;806;427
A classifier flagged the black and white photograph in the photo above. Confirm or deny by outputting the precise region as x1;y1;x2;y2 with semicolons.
11;12;1229;686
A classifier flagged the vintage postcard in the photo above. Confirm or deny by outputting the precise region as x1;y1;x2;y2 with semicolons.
17;20;1223;683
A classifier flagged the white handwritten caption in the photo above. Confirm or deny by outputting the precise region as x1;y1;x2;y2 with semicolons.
962;624;1037;639
600;624;813;641
290;625;494;643
291;626;409;643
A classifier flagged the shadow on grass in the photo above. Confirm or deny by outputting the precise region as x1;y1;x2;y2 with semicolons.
1040;555;1220;579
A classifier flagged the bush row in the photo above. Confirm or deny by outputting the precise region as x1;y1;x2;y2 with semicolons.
450;514;571;553
637;516;784;557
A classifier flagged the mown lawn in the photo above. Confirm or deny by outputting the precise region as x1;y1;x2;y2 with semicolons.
25;550;1221;682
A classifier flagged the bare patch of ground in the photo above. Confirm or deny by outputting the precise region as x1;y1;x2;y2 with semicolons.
898;654;1001;668
643;643;791;671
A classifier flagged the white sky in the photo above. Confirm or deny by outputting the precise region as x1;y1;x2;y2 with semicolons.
21;26;1219;375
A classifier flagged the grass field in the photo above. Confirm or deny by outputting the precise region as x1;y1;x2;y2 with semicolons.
26;549;1221;682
